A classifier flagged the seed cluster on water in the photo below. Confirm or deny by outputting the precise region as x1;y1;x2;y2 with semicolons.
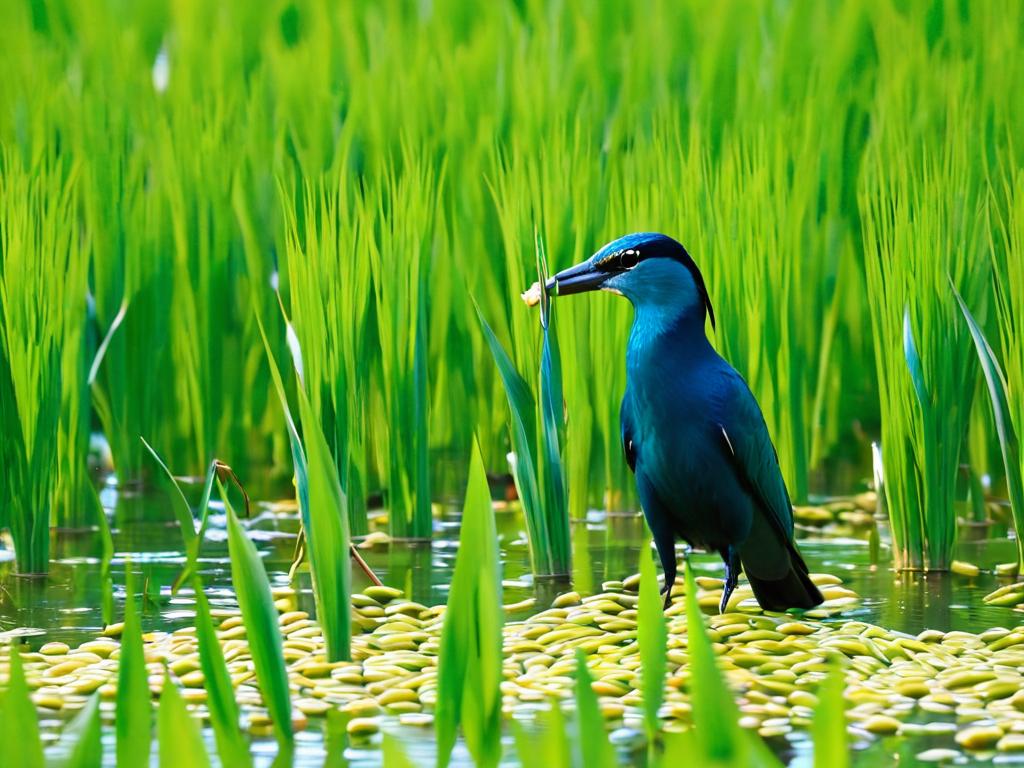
7;573;1024;760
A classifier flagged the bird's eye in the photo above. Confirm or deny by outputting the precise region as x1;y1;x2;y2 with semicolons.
620;249;639;269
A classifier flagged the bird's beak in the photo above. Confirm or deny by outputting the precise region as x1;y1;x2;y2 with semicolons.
547;259;607;297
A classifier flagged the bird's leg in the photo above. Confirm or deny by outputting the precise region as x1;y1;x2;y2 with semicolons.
719;547;740;614
654;540;678;611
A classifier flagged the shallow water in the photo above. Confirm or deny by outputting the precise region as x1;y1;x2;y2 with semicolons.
1;480;1021;766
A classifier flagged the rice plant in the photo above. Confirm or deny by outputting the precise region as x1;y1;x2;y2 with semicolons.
988;166;1024;561
278;167;372;535
0;152;85;573
860;11;992;569
366;154;439;539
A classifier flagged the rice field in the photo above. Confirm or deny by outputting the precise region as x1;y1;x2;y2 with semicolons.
2;0;1024;765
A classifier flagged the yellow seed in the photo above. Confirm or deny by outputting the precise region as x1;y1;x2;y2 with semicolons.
101;623;125;637
894;679;930;699
343;698;383;717
997;733;1024;752
943;670;996;690
787;691;818;708
956;724;1003;750
169;657;199;676
862;715;902;734
591;680;628;697
996;563;1020;578
45;660;89;677
377;688;418;706
78;641;118;658
219;616;245;631
347;717;380;736
296;697;332;716
778;622;815;636
40;642;70;656
33;693;65;709
364;585;403;603
951;560;980;577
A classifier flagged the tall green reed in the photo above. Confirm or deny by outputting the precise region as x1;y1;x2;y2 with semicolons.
436;440;503;767
0;153;85;572
860;11;992;568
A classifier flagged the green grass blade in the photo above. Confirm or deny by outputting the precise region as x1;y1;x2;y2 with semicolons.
258;310;351;661
638;541;667;740
435;439;503;768
574;649;616;768
683;563;782;767
159;671;212;768
474;301;548;573
194;580;252;767
141;440;219;592
117;567;153;766
224;481;294;748
537;263;570;575
953;285;1024;566
323;709;350;768
295;382;352;662
55;693;103;768
811;662;849;768
382;733;417;768
902;307;930;416
0;645;45;768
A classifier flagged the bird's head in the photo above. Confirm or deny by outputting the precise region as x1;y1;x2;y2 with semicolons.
546;232;715;329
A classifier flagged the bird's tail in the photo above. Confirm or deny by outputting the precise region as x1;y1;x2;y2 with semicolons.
746;541;823;612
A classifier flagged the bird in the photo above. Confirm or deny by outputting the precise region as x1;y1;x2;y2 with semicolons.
545;232;823;613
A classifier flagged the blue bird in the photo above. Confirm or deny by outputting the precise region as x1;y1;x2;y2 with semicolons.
547;232;823;613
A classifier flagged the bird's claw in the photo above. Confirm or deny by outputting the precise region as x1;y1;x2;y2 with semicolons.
660;579;675;610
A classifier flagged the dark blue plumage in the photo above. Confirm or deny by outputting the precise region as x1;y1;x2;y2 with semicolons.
550;232;822;613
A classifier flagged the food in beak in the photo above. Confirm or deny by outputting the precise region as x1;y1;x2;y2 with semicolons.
521;281;543;307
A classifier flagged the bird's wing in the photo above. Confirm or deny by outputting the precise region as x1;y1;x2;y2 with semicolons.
620;389;638;473
716;373;795;541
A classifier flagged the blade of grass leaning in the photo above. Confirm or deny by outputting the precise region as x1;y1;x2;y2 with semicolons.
142;438;219;592
194;579;251;767
117;566;152;767
295;381;352;661
638;540;667;741
258;311;351;661
223;479;294;749
574;649;616;768
811;662;849;768
0;645;45;768
435;439;503;768
381;733;417;768
159;671;212;768
55;693;103;768
473;301;548;575
953;284;1024;567
683;563;781;767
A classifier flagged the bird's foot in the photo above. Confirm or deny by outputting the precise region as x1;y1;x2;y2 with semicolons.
718;585;733;615
720;549;740;614
660;579;675;610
